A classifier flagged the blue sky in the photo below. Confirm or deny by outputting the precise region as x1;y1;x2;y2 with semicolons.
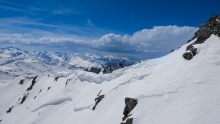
0;0;220;59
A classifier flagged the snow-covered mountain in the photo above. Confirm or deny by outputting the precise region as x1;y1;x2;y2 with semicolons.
0;16;220;124
0;47;138;83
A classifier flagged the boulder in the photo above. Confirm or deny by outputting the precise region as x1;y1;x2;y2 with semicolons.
183;52;193;60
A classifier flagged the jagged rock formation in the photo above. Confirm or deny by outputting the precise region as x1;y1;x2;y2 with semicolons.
27;76;38;91
20;93;29;104
183;15;220;60
54;76;59;81
102;63;124;74
122;98;138;121
92;90;105;111
18;79;25;85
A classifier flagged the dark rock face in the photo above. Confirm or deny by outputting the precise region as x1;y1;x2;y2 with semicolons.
121;118;133;124
27;76;38;91
54;76;59;81
122;98;138;121
183;52;193;60
92;90;105;111
193;15;220;44
183;15;220;60
6;106;13;113
20;93;29;104
186;44;193;51
18;79;25;85
102;63;125;74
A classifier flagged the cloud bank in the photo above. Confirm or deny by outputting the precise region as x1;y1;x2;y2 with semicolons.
93;25;197;53
0;25;197;57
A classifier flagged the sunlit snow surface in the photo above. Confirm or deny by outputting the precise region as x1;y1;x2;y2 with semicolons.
0;35;220;124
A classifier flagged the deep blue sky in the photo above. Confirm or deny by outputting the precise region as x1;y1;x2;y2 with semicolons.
0;0;220;58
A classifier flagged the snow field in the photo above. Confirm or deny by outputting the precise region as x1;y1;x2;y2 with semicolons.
0;35;220;124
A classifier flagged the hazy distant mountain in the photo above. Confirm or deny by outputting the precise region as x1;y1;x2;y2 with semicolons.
0;47;139;83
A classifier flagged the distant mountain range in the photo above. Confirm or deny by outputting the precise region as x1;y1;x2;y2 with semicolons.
0;47;140;83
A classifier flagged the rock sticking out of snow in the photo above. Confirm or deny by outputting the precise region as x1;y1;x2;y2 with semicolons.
183;15;220;60
122;98;138;121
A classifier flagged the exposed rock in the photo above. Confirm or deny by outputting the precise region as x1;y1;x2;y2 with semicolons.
47;87;51;91
191;15;220;46
92;90;104;111
20;93;29;104
18;79;25;85
171;49;174;53
6;106;13;113
186;44;193;51
27;76;38;91
118;63;124;68
201;28;212;38
186;44;197;56
122;98;138;121
121;118;133;124
183;15;220;60
194;35;206;44
102;63;125;74
191;48;197;56
183;52;193;60
54;76;59;81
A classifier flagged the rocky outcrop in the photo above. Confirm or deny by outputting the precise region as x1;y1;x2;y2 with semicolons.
18;79;25;85
183;52;193;60
102;63;124;74
20;93;29;104
6;106;13;113
183;15;220;60
122;98;138;121
27;76;38;91
92;90;105;111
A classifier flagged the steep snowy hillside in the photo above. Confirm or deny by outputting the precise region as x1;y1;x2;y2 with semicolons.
0;34;220;124
1;15;220;124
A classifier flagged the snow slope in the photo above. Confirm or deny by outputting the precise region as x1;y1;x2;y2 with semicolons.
0;35;220;124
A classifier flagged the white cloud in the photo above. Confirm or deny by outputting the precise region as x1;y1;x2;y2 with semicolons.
92;25;198;53
0;25;198;56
